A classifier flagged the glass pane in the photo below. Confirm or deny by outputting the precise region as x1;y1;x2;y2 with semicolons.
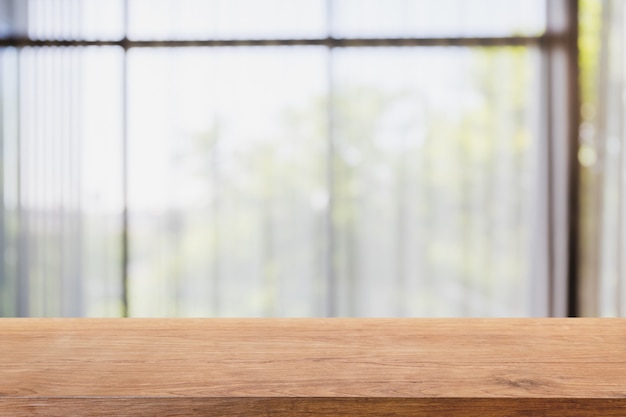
4;46;123;317
127;47;328;317
128;46;541;318
1;0;548;41
128;0;327;40
0;0;125;40
332;0;546;38
0;0;27;37
331;47;539;317
596;0;626;317
80;47;125;317
0;47;19;316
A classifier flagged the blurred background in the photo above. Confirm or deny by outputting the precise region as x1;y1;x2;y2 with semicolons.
0;0;619;317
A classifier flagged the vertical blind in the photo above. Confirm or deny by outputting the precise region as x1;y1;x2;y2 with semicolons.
0;0;552;317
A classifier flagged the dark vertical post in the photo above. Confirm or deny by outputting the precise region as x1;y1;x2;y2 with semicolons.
565;0;581;318
544;0;580;317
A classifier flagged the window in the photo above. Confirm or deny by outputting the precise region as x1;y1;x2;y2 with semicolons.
0;0;578;317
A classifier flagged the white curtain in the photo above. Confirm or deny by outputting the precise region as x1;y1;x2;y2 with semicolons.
588;0;626;316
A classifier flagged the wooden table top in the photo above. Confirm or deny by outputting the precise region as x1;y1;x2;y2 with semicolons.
1;318;625;416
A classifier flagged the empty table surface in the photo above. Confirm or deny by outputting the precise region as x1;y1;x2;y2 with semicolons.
1;318;625;416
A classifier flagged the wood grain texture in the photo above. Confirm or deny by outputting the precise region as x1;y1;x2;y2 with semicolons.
1;318;625;416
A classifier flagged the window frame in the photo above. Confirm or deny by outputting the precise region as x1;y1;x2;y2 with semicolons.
0;0;580;317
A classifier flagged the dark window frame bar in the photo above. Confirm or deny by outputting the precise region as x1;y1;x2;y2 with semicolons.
0;35;550;48
543;0;580;317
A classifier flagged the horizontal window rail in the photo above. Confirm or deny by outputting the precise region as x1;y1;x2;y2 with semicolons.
0;35;557;48
1;318;625;415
